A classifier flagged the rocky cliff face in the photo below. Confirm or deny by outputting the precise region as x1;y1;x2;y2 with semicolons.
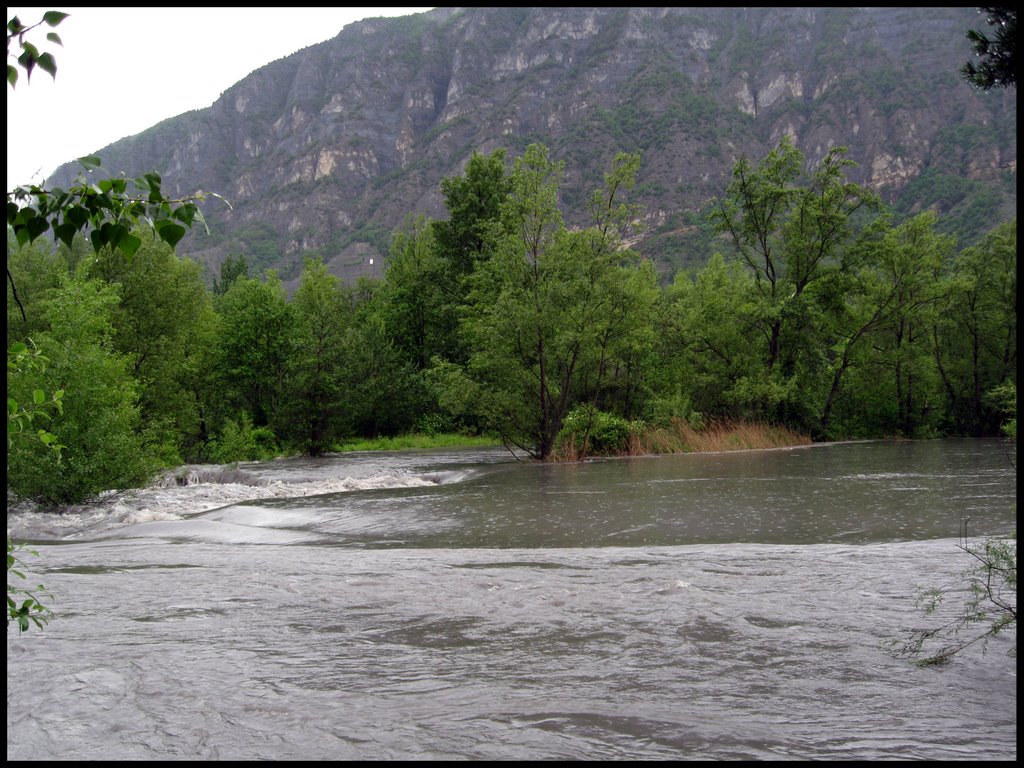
48;6;1017;285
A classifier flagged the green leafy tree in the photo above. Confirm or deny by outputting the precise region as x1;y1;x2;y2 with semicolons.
710;136;880;431
656;253;761;424
6;236;67;347
961;7;1016;90
7;275;156;503
454;144;659;459
283;257;353;454
212;253;250;297
819;213;952;437
380;215;453;371
339;280;431;438
433;149;512;277
216;272;292;432
85;229;219;463
932;220;1017;435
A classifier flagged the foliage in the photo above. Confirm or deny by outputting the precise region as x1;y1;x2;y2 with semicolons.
8;159;216;261
338;288;432;439
6;10;66;89
707;136;881;433
932;220;1017;435
208;412;279;464
86;229;220;463
380;215;454;370
6;342;62;633
216;272;292;429
7;275;159;503
556;404;641;459
7;537;53;633
888;529;1016;665
433;149;512;277
212;254;250;296
453;144;659;459
7;340;64;456
961;7;1016;90
281;257;352;455
986;381;1017;440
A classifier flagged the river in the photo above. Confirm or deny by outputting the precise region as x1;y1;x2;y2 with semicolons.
6;438;1017;760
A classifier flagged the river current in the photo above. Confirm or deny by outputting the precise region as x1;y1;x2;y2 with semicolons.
6;438;1017;760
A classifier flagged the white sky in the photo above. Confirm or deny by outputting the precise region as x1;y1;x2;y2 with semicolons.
6;7;434;192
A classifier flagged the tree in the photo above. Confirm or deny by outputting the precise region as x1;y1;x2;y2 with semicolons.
819;213;952;437
216;273;292;432
657;253;761;424
452;144;659;459
84;229;220;463
7;274;156;503
932;220;1017;435
888;523;1016;665
283;257;352;454
433;149;512;277
212;253;250;297
710;137;879;432
337;279;432;439
380;215;452;371
961;7;1017;90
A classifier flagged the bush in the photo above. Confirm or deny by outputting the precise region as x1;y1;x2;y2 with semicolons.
556;404;641;458
209;413;279;463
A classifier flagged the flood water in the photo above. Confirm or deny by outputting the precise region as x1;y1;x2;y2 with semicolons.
6;438;1017;760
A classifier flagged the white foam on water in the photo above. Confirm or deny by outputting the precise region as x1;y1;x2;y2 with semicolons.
7;468;455;542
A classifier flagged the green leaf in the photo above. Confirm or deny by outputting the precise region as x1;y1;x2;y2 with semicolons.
78;155;102;171
119;232;142;259
46;32;63;46
53;222;77;248
43;11;70;26
7;64;18;88
33;390;46;405
36;52;57;79
65;205;89;229
155;221;186;249
25;215;49;242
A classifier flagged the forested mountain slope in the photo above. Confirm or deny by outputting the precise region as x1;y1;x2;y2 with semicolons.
47;6;1016;286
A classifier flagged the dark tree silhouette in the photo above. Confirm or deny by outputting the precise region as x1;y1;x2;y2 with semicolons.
961;7;1016;89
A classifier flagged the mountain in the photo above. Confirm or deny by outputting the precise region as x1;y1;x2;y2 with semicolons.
47;6;1017;287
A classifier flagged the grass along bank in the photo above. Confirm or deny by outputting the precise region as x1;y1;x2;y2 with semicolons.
552;413;812;462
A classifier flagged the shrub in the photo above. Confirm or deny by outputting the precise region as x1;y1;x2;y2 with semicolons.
556;404;641;459
209;413;279;463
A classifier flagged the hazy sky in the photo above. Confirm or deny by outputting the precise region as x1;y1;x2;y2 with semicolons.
6;7;433;192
